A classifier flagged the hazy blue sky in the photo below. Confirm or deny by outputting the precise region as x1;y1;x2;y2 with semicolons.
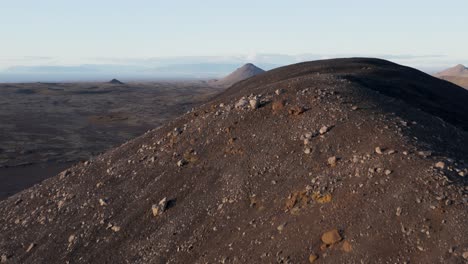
0;0;467;76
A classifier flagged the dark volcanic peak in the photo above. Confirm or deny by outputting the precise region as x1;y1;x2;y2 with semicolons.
1;58;467;263
213;63;265;87
435;64;468;77
109;79;124;85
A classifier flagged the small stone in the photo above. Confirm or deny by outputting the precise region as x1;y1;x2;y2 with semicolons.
177;159;187;167
459;171;466;177
396;207;402;216
277;224;285;232
304;148;311;154
375;147;383;155
327;156;337;167
26;243;35;253
1;254;7;263
351;106;358;111
435;162;445;169
308;254;318;263
387;149;396;155
319;126;329;135
235;98;249;109
288;106;305;116
249;99;259;109
462;251;468;259
384;170;392;175
275;89;283;95
342;240;353;252
111;225;121;232
321;229;342;245
57;200;65;209
152;197;168;217
98;198;108;206
418;151;432;158
68;234;76;243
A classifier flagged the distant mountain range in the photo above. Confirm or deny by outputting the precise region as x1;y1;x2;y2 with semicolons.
0;63;279;82
435;64;468;89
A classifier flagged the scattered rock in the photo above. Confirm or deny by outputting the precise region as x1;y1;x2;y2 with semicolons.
384;169;392;175
152;197;168;217
304;148;311;154
277;223;286;232
342;240;353;252
308;254;318;263
177;159;187;167
68;234;76;243
288;106;305;116
275;89;283;95
418;151;432;158
26;243;35;253
111;225;121;232
235;98;249;109
375;147;384;155
463;251;468;260
327;156;337;167
1;254;7;263
272;100;285;112
396;207;402;216
319;126;329;135
321;229;342;245
98;198;108;206
249;98;259;109
435;161;445;169
312;192;332;204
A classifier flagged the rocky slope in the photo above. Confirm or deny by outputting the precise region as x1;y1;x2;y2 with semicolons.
0;58;467;264
213;63;265;87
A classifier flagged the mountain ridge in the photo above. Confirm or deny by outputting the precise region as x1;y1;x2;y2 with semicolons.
0;58;467;263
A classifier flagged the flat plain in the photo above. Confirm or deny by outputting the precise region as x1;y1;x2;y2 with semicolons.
0;81;220;199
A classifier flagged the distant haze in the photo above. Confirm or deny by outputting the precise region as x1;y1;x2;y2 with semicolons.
1;1;467;82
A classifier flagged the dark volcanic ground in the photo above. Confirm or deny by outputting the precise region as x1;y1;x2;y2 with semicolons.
0;81;220;199
0;58;467;263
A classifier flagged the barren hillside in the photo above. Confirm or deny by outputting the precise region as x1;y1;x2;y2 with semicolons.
0;58;467;263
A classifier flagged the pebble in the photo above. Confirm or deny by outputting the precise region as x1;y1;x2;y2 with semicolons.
308;254;318;263
304;148;311;154
342;241;353;252
277;224;285;232
435;162;445;169
249;98;259;109
463;251;468;260
375;147;383;155
26;243;35;253
384;169;392;175
235;98;249;109
152;197;168;217
1;255;7;263
319;126;329;135
98;198;108;206
321;229;342;245
275;89;283;95
111;226;121;232
328;156;337;167
418;151;432;158
68;234;76;243
177;159;187;167
396;207;402;216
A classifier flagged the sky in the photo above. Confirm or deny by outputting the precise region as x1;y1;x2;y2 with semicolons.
0;0;467;80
